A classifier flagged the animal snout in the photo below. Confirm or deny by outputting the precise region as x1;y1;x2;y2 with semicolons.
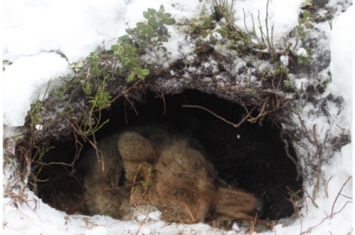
254;197;264;218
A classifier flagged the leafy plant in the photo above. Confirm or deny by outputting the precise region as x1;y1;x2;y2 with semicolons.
112;5;175;82
138;5;175;52
39;5;176;139
299;10;314;29
185;7;215;37
283;79;293;90
3;60;12;71
301;0;313;8
111;36;150;82
296;48;313;66
291;7;314;48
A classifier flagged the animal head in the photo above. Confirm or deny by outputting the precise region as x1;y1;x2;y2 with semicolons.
204;187;263;225
153;137;264;225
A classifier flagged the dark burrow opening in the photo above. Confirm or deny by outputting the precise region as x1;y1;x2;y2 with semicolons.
34;89;302;221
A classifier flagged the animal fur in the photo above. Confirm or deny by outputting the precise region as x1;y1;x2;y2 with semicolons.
80;126;263;225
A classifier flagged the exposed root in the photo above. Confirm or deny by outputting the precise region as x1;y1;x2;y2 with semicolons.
125;96;139;116
182;104;256;128
155;91;166;115
280;131;302;181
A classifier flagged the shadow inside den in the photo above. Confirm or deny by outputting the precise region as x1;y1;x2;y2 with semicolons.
34;89;303;222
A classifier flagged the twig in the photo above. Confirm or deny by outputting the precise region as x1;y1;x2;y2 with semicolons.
312;124;321;200
340;194;352;200
270;118;306;149
302;188;317;210
271;221;277;235
330;176;352;218
70;128;84;173
110;79;143;104
217;83;292;98
180;201;195;222
130;164;143;203
265;0;273;50
162;92;166;115
285;197;303;234
82;186;111;204
135;206;152;235
325;176;333;198
137;170;153;205
129;164;157;222
294;112;315;145
301;201;352;234
182;104;256;128
125;96;139;116
300;177;353;234
275;205;290;220
155;92;167;115
280;131;301;181
324;131;350;160
248;213;258;235
245;96;269;123
243;9;249;34
68;119;103;168
124;100;128;124
92;134;104;172
81;183;137;206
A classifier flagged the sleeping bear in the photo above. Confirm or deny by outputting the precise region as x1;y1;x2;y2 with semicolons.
79;126;263;225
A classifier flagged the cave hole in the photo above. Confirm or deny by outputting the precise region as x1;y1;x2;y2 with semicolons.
34;89;302;221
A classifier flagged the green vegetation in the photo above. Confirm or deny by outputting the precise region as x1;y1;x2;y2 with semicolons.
37;5;175;136
113;5;174;82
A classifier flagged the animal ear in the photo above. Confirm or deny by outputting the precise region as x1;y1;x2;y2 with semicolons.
117;132;153;161
117;131;157;184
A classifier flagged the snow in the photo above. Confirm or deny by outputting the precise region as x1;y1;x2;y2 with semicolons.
2;0;353;235
329;5;354;137
280;55;289;66
3;53;72;126
295;48;307;56
3;0;127;63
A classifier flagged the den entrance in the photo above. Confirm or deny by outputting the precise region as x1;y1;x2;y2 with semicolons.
35;89;302;221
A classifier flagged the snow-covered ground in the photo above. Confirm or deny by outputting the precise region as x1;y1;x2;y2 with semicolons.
2;0;353;234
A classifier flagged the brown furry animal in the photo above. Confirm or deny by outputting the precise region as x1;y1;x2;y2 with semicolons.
80;126;263;225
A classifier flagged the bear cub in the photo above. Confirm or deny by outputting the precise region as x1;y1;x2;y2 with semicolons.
80;126;263;225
